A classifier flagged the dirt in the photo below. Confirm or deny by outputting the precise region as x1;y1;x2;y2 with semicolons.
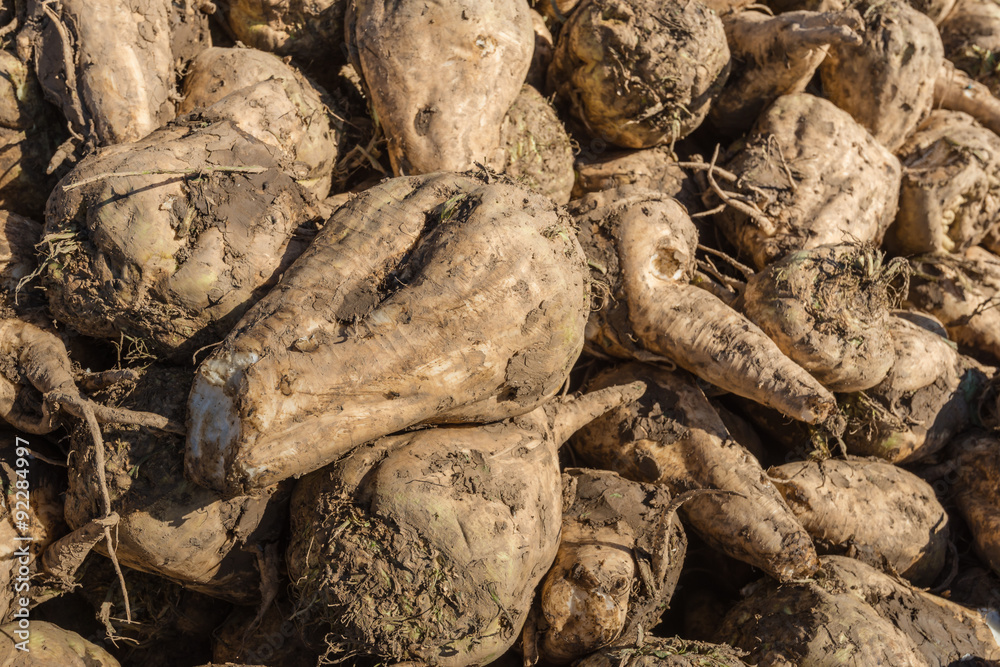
542;468;688;653
578;637;750;667
840;316;986;463
63;365;289;604
71;554;231;667
286;417;562;667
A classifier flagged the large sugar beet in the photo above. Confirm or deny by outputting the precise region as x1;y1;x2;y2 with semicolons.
187;172;590;495
717;94;901;269
0;50;62;220
740;243;901;392
949;431;1000;578
0;621;119;666
710;9;862;138
840;315;985;463
226;0;347;68
41;119;319;360
819;0;943;152
906;247;1000;362
490;85;575;204
346;0;534;175
537;468;687;664
285;384;642;667
718;556;1000;665
769;458;949;585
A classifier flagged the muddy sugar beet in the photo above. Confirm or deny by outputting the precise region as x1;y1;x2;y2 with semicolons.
186;172;591;495
285;383;644;666
42;118;320;361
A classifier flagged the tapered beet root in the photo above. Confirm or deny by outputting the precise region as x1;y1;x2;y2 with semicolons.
575;188;836;424
25;0;209;150
186;172;590;495
572;363;820;583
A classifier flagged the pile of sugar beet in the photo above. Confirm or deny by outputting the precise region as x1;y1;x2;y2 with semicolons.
4;0;1000;664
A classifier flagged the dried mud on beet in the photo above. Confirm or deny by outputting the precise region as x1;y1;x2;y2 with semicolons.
2;0;1000;665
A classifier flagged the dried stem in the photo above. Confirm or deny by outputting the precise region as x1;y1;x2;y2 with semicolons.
83;407;131;622
704;146;776;236
697;243;756;281
62;165;269;191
